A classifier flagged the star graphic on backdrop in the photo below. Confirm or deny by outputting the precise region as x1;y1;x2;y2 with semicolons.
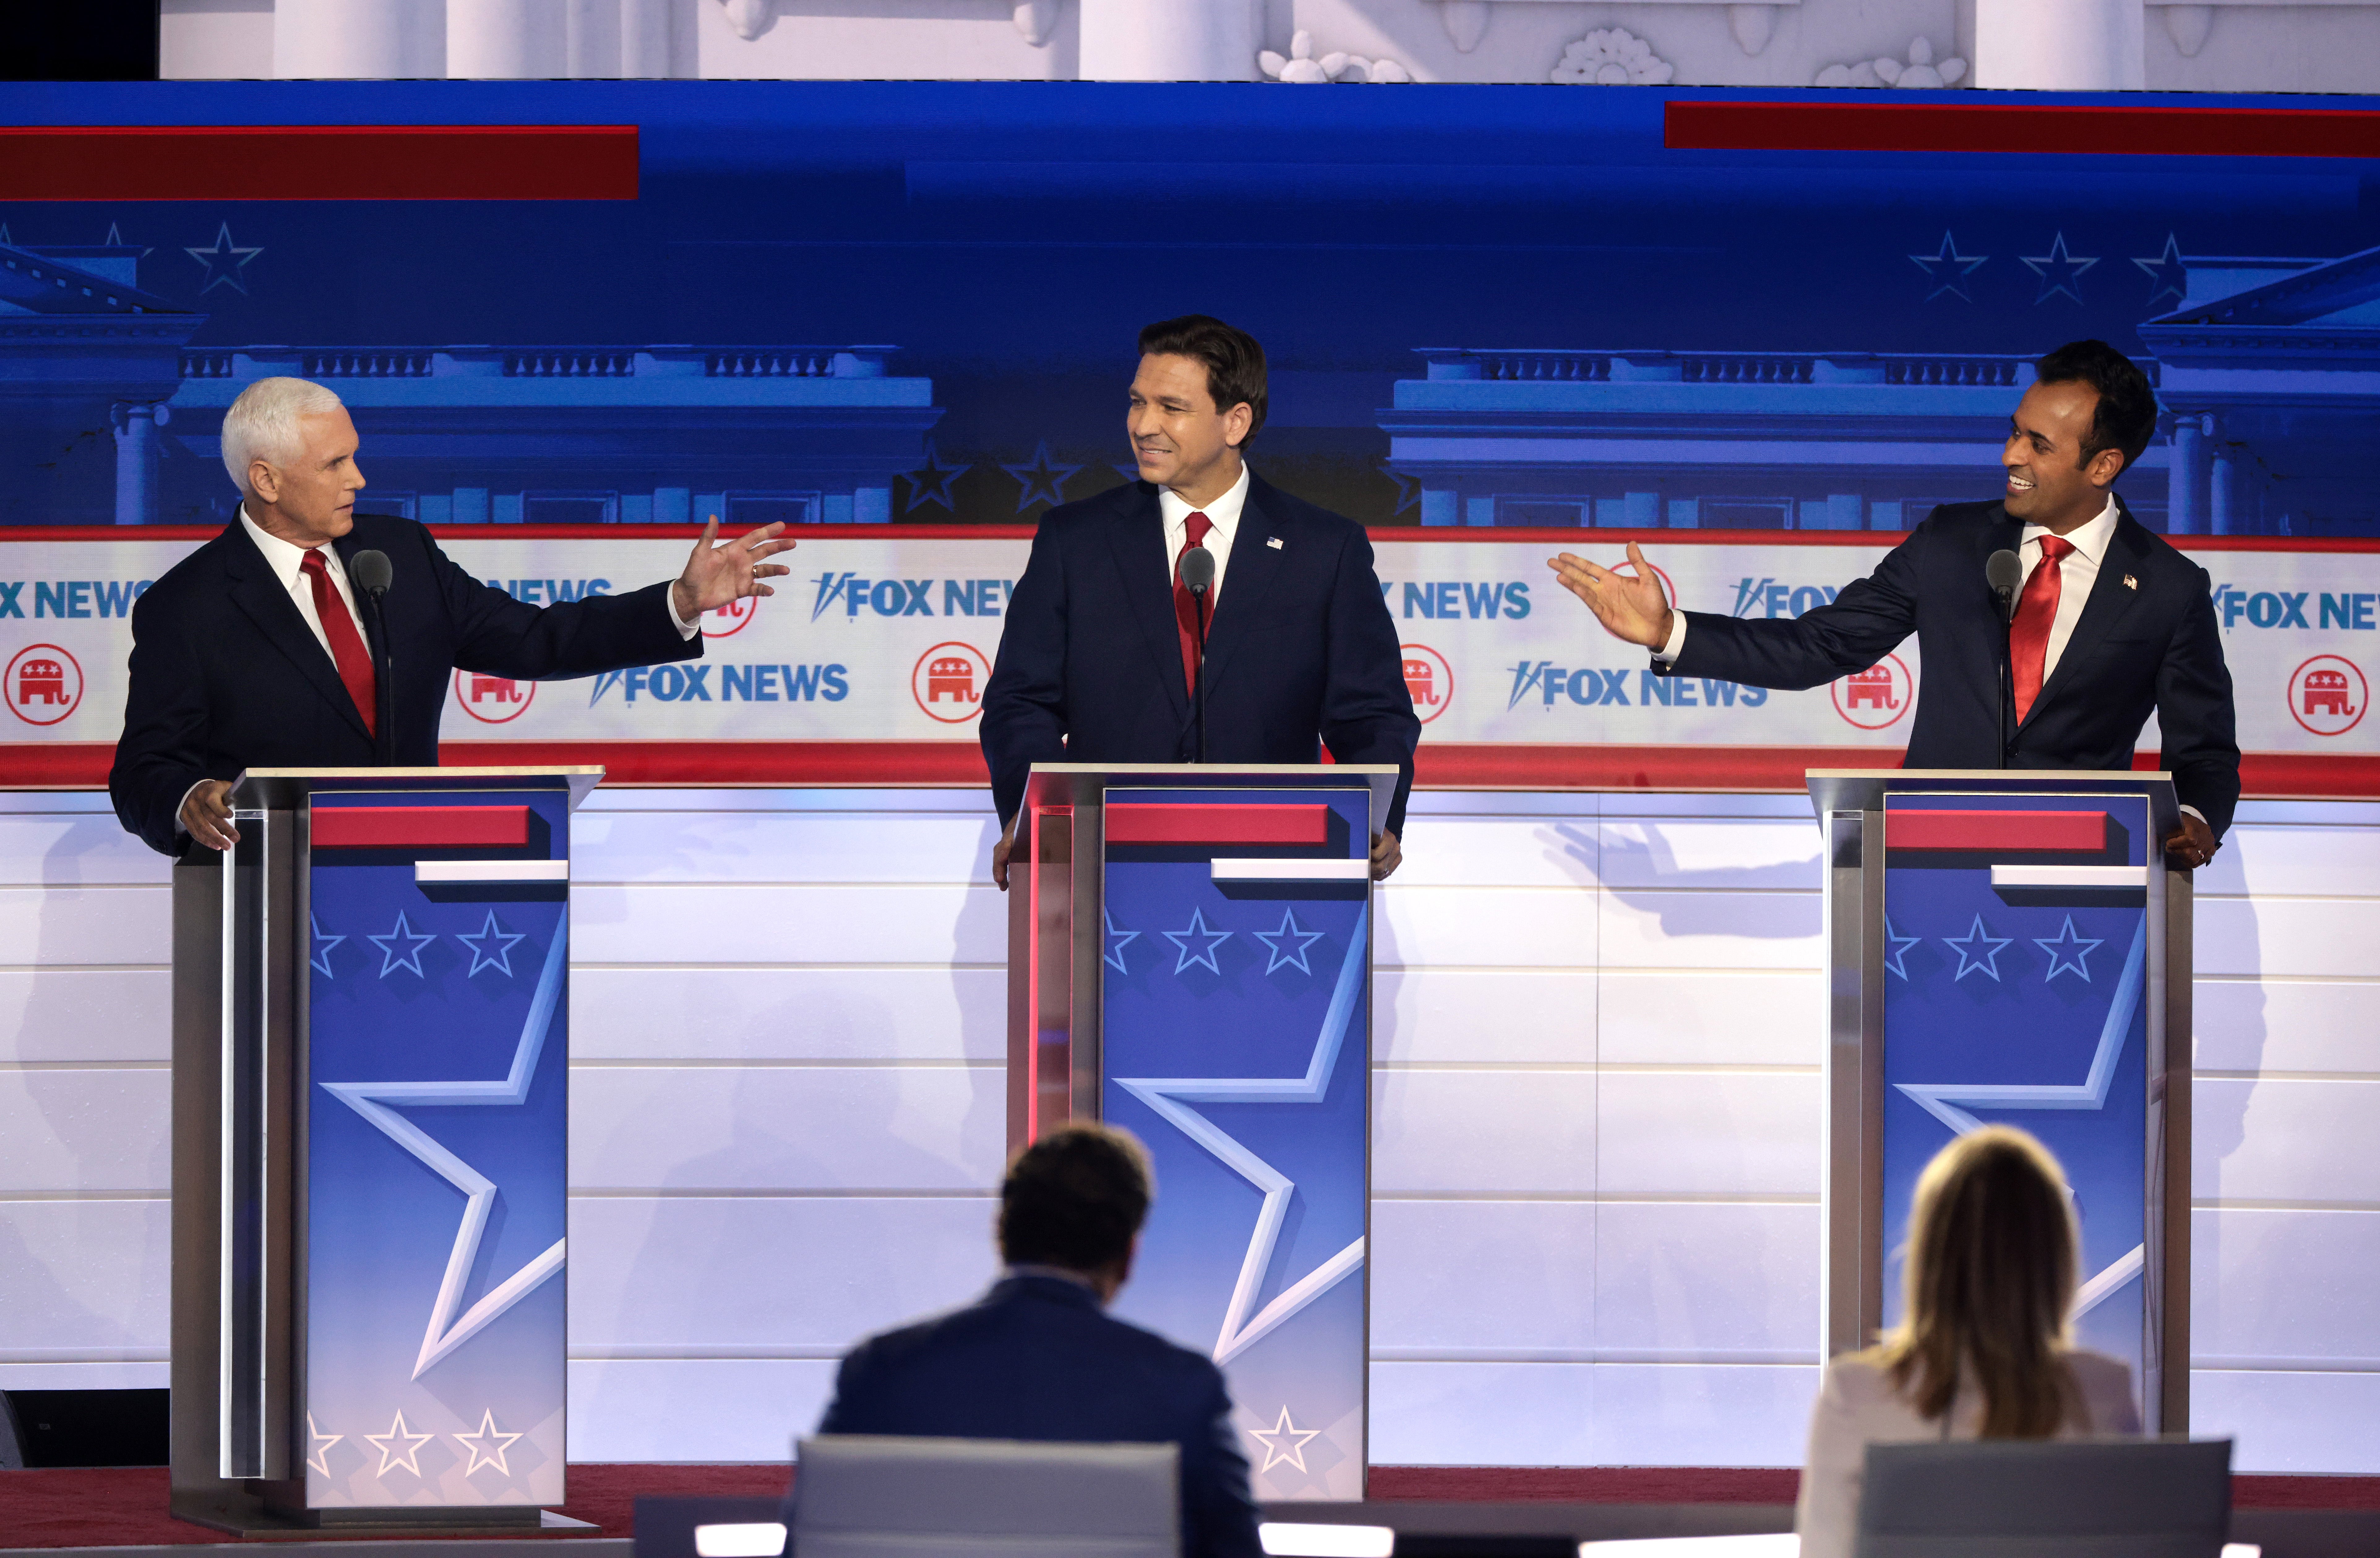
1383;467;1423;516
454;910;527;978
901;441;969;513
0;225;13;246
183;221;263;295
2034;916;2103;982
310;914;345;977
2019;231;2098;304
1942;914;2014;982
323;911;571;1379
1001;440;1082;512
1250;907;1328;976
1161;907;1233;975
453;1407;525;1476
101;221;151;257
2132;232;2190;311
366;912;437;979
1909;230;1990;301
1248;1405;1323;1474
363;1410;436;1477
1104;909;1141;974
1114;908;1371;1368
305;1413;342;1477
1882;914;1921;980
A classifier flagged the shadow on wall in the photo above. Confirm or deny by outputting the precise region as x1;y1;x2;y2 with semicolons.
2191;846;2267;1371
1547;818;1823;936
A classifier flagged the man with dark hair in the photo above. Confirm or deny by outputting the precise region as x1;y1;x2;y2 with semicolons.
1548;339;2239;864
980;314;1420;887
805;1123;1261;1558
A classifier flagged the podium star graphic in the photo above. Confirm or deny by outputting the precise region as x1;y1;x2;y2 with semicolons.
183;221;262;295
1882;914;1920;980
453;1407;525;1476
1909;230;1989;302
305;1413;342;1477
1942;914;2014;982
1104;909;1140;974
363;1410;435;1477
1162;907;1232;975
366;911;436;978
310;914;345;977
322;911;571;1379
455;910;527;978
1001;440;1082;512
2034;916;2103;982
1251;907;1327;975
2020;231;2098;304
1248;1405;1323;1474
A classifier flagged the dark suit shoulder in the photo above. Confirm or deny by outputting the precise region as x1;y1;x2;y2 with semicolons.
134;524;249;621
855;1282;1221;1386
2112;513;2211;587
1037;482;1155;538
1245;476;1365;543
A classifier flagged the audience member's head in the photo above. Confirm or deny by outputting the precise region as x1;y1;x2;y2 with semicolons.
997;1122;1154;1300
1881;1125;2083;1437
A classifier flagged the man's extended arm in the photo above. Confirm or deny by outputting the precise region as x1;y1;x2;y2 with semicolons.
108;590;216;856
1316;525;1421;841
2155;568;2242;843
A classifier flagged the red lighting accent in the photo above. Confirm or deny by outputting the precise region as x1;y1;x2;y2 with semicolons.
1664;101;2380;159
1885;809;2107;853
313;805;532;849
1105;804;1330;846
0;126;638;202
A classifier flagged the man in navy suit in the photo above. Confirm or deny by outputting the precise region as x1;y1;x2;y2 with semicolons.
806;1122;1263;1558
980;316;1420;887
109;376;791;856
1548;340;2238;863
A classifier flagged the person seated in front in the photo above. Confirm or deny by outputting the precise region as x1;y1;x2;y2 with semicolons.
795;1122;1262;1558
1796;1126;2142;1558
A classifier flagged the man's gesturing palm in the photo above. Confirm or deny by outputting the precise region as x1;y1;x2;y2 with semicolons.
671;519;797;624
1546;540;1674;650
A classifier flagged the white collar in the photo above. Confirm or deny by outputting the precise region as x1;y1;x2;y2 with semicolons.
2021;494;2120;565
239;503;340;581
1157;461;1251;537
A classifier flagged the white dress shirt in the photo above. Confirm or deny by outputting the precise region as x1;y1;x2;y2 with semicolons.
1794;1349;2142;1558
1157;461;1251;603
2015;494;2120;686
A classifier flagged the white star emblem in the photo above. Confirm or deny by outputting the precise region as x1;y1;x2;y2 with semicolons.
365;911;437;978
1882;914;1920;981
322;910;570;1379
311;914;345;977
452;1407;525;1476
1941;914;2014;982
2033;916;2103;983
454;909;527;978
1161;907;1232;976
305;1412;342;1477
1104;909;1140;974
1247;1405;1323;1474
363;1410;436;1477
1250;907;1327;975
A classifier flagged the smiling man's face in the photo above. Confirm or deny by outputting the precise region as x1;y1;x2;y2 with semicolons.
1128;352;1251;504
2001;379;2123;534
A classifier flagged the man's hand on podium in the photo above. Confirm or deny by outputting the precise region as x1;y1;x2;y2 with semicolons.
181;779;240;852
669;518;797;625
992;817;1018;892
1371;829;1401;881
1547;540;1675;650
2164;813;2218;871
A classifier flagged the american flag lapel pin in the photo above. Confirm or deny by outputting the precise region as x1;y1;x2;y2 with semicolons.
1266;536;1284;549
2123;574;2138;590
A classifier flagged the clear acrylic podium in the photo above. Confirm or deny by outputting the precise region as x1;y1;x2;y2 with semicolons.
170;766;598;1534
1808;769;2192;1433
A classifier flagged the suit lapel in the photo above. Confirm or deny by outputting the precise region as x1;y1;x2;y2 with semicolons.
1102;484;1189;720
224;521;373;741
1198;480;1290;701
2021;500;2148;730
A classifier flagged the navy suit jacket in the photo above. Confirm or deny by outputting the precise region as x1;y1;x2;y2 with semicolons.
980;476;1420;836
807;1275;1263;1558
109;514;698;856
1665;497;2241;836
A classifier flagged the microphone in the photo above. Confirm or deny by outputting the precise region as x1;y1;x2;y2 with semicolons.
1985;548;2022;622
1179;547;1215;764
346;549;395;763
1179;545;1215;599
349;549;393;599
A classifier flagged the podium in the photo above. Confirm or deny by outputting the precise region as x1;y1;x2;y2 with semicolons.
169;766;599;1534
1808;770;2191;1433
1007;762;1398;1502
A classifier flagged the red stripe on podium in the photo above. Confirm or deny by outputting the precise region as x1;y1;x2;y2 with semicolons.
1885;809;2107;853
1105;804;1330;846
313;805;532;849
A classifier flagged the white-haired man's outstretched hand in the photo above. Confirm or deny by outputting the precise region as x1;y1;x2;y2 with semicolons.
1546;540;1675;650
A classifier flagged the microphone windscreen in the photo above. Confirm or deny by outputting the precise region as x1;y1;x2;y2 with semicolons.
350;549;394;597
1985;548;2022;600
1179;546;1217;595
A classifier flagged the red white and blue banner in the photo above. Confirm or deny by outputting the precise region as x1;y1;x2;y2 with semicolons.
1;526;2374;794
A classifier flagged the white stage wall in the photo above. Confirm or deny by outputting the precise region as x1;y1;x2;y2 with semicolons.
0;786;2373;1473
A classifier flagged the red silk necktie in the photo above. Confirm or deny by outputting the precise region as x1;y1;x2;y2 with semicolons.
1171;511;1215;700
2008;534;2074;726
301;548;379;737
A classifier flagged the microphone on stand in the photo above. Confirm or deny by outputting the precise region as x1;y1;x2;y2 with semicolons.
1179;546;1216;765
1986;549;2023;771
348;549;396;765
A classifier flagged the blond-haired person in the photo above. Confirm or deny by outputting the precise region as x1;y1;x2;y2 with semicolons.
1795;1127;2142;1558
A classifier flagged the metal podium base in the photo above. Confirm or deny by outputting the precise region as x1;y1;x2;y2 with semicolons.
170;1494;596;1538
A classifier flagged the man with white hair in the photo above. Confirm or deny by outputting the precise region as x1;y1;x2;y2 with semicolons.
109;376;793;855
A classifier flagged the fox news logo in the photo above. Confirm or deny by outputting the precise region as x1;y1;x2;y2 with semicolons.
590;663;849;704
2212;584;2379;632
1507;661;1767;710
812;573;1016;622
1731;578;1842;618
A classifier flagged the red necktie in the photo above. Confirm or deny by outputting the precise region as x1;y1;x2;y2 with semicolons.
1172;510;1215;699
301;548;379;737
2008;534;2074;726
